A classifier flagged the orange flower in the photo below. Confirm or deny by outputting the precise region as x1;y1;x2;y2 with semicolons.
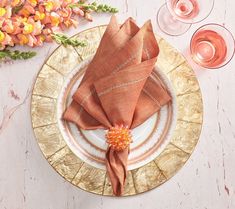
11;0;22;7
0;0;8;7
27;0;38;7
17;33;29;45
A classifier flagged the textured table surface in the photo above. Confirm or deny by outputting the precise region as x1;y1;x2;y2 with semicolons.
0;0;235;209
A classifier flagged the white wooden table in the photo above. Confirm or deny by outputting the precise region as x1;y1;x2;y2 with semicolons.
1;0;235;208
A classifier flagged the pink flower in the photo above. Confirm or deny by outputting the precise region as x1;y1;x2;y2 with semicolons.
1;19;15;33
34;34;44;46
84;12;93;22
27;34;37;46
32;20;43;35
72;7;85;17
58;7;72;18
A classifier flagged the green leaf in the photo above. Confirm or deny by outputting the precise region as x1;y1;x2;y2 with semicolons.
0;49;36;61
68;1;118;13
51;33;87;47
68;3;84;8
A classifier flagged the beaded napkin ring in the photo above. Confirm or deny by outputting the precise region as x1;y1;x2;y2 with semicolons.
106;125;132;151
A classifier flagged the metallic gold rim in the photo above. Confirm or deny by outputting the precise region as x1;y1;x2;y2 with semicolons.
31;25;203;196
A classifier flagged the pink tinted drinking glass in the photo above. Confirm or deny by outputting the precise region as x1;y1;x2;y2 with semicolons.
190;24;235;69
157;0;214;36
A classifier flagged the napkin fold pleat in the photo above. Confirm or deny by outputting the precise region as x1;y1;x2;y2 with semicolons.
105;147;129;196
63;16;172;196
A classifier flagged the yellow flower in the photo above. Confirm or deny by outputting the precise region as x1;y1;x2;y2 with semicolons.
34;11;45;20
0;31;5;42
44;1;54;12
23;23;34;34
0;7;6;17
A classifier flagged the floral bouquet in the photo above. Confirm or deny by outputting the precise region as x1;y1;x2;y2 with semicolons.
0;0;118;60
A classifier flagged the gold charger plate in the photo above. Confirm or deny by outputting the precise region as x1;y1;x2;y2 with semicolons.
31;25;203;196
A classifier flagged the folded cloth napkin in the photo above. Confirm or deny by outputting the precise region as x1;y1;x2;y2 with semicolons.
63;16;172;196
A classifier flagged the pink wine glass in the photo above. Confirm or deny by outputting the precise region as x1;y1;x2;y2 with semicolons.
190;24;235;69
157;0;214;36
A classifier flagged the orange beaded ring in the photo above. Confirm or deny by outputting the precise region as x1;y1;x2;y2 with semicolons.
106;125;132;151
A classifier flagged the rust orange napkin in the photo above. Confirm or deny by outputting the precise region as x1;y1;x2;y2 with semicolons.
63;16;172;196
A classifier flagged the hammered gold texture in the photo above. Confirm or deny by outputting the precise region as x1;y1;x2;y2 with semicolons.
103;175;114;196
155;144;189;179
33;65;64;98
47;146;70;165
102;171;137;196
31;95;57;128
168;62;200;96
34;124;66;158
177;91;203;124
51;147;84;181
123;171;136;196
171;120;202;153
31;25;203;196
72;163;106;195
73;27;102;60
46;45;82;75
157;39;185;74
131;161;166;193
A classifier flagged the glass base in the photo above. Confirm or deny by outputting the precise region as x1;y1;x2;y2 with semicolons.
157;4;191;36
